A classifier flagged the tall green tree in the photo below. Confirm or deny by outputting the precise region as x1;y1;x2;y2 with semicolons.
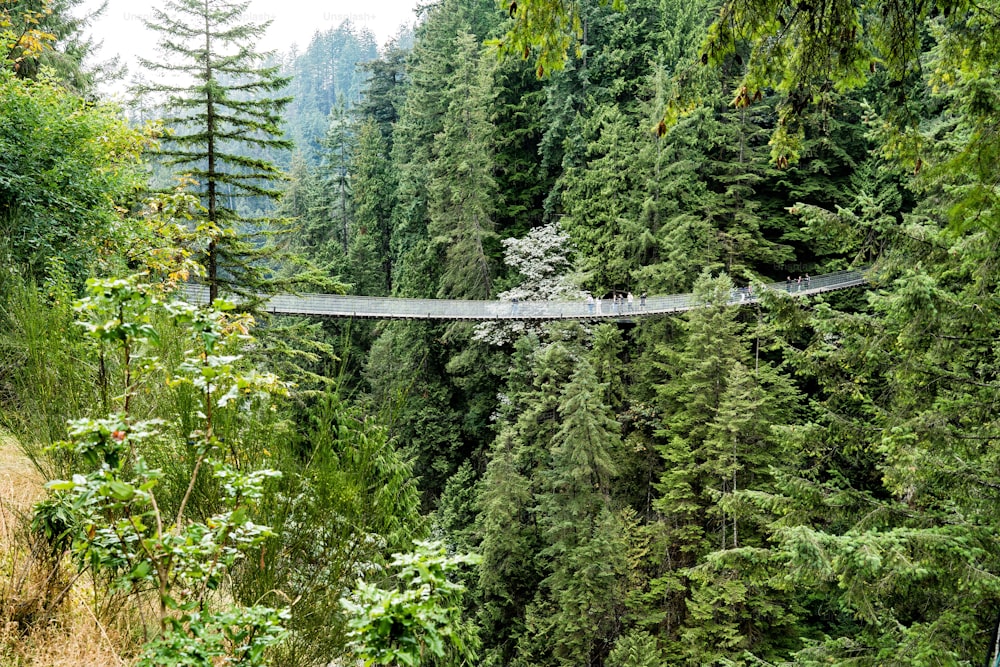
347;118;395;296
138;0;293;302
525;357;626;666
357;44;408;148
426;32;499;300
642;273;803;663
316;103;354;257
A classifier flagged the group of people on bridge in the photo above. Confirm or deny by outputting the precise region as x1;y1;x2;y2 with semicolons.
584;291;647;316
786;274;811;291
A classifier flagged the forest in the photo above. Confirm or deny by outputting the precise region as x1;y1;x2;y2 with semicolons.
2;0;1000;665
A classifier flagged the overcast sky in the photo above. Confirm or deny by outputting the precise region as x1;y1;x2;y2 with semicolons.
77;0;420;93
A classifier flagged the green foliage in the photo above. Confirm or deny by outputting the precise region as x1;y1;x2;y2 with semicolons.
238;393;423;666
0;69;146;281
137;0;295;302
425;33;499;300
35;275;290;663
1;0;111;90
493;0;625;77
282;23;378;159
342;541;481;666
348;118;396;296
0;271;95;466
558;105;650;292
1;0;57;75
606;631;661;667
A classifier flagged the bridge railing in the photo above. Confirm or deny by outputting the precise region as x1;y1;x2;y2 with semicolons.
179;268;868;320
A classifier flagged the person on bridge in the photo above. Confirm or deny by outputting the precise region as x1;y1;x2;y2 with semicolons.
512;297;519;315
627;291;634;311
587;294;595;314
596;296;602;315
640;292;646;309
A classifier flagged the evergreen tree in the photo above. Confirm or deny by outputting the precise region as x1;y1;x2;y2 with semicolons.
348;118;395;296
357;44;408;148
425;32;499;300
558;104;650;293
491;55;552;237
475;336;575;665
389;0;471;295
138;0;293;302
526;357;626;666
2;0;119;91
316;104;354;257
642;273;803;662
606;631;662;667
282;21;377;159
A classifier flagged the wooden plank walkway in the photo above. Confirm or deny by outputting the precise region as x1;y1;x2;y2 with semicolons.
180;269;867;321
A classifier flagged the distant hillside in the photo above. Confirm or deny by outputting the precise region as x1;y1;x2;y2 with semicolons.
280;22;379;164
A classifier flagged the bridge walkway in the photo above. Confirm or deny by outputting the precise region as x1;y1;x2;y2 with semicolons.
181;269;867;321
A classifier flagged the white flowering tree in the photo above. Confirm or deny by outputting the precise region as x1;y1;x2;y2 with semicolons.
473;222;582;346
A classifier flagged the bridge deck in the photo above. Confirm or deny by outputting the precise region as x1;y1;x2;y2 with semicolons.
181;269;866;320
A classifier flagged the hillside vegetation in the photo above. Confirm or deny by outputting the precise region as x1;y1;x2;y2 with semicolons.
4;0;1000;665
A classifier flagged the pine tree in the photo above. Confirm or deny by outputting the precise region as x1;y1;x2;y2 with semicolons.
475;337;576;664
558;104;650;294
316;104;354;256
640;272;805;662
282;22;377;158
357;45;408;149
529;357;625;666
606;630;662;667
138;0;293;303
348;118;395;296
389;0;471;296
425;32;499;300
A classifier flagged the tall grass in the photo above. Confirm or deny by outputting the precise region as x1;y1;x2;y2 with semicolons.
0;275;97;478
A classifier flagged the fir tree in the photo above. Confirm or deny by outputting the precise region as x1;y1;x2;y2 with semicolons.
558;104;650;293
529;357;625;666
138;0;293;303
348;118;395;296
357;45;408;148
316;104;354;256
426;32;499;300
639;272;805;662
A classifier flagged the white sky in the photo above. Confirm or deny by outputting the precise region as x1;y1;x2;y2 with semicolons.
77;0;420;92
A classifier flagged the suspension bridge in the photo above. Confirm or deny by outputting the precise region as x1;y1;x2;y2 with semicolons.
181;268;868;321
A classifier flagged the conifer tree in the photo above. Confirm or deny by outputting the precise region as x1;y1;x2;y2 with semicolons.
606;631;663;667
138;0;293;303
357;45;408;148
347;118;395;296
315;104;354;257
277;153;328;259
475;337;575;664
389;1;471;295
528;357;626;666
426;31;499;300
559;104;650;293
644;272;804;662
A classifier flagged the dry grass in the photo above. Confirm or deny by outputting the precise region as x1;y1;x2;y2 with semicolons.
0;428;42;524
0;428;138;666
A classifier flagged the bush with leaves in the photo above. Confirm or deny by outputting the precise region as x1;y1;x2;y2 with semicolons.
341;541;481;666
33;275;290;664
